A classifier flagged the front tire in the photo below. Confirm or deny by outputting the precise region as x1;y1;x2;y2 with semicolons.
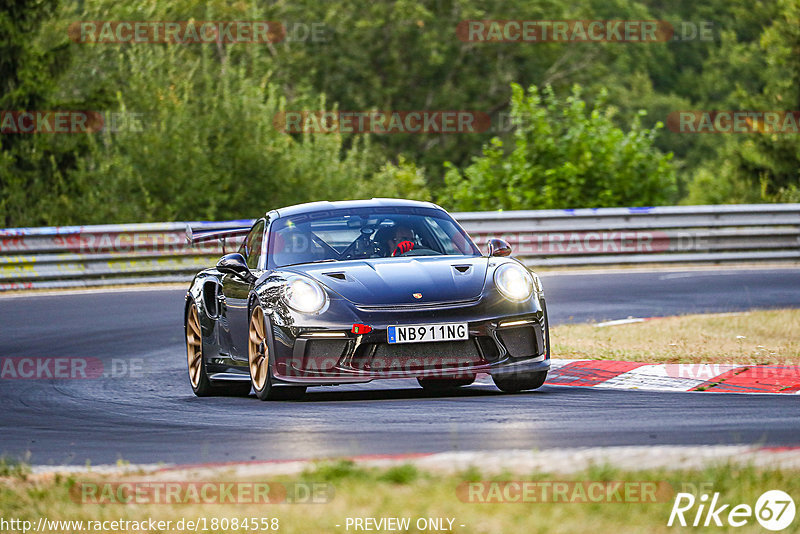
186;301;214;396
186;301;250;397
248;305;306;401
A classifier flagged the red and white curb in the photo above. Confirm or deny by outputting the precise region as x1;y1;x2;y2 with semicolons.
543;359;800;394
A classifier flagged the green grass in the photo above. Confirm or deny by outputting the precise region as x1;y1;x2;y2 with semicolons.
1;461;797;533
0;457;30;480
552;308;800;364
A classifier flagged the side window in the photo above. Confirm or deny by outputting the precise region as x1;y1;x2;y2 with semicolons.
244;220;265;270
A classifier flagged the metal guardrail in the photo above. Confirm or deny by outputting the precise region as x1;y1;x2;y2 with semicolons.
458;204;800;268
0;204;797;290
0;220;250;291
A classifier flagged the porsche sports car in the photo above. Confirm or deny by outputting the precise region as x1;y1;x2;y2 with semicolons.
184;198;549;400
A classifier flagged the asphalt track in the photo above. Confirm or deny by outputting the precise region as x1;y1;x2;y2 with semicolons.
1;267;798;466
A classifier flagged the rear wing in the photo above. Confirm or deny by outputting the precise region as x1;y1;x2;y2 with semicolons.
185;223;252;254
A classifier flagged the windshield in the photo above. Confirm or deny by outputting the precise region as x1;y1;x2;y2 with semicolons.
268;206;480;268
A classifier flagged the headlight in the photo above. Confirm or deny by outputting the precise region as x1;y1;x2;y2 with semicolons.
284;276;327;313
494;262;534;302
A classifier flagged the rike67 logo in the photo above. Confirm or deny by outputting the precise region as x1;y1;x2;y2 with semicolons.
668;490;795;530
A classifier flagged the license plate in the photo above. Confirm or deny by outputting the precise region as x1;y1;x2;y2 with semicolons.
387;323;468;344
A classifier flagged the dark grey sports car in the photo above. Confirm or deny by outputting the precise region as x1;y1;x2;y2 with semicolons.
184;199;549;400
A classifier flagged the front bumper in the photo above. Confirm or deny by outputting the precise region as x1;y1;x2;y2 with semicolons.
270;312;549;384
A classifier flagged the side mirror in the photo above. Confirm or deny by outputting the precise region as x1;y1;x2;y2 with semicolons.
487;238;512;257
216;253;255;283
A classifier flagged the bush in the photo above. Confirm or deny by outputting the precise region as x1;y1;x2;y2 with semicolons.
63;42;384;223
440;84;676;211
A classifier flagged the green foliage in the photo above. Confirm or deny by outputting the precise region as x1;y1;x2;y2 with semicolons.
358;157;431;202
0;0;77;227
265;0;618;186
672;0;800;204
441;84;676;211
684;0;800;204
730;0;800;199
0;0;428;226
683;165;762;206
377;464;420;485
304;460;368;482
2;0;799;227
64;51;383;222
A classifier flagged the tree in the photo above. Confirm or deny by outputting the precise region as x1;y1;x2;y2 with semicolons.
732;0;800;200
0;0;67;227
684;0;800;204
441;83;676;211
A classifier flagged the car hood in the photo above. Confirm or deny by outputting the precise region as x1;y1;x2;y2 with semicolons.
284;256;489;306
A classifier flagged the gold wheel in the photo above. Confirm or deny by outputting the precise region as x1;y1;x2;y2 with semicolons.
186;303;203;388
249;306;269;391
